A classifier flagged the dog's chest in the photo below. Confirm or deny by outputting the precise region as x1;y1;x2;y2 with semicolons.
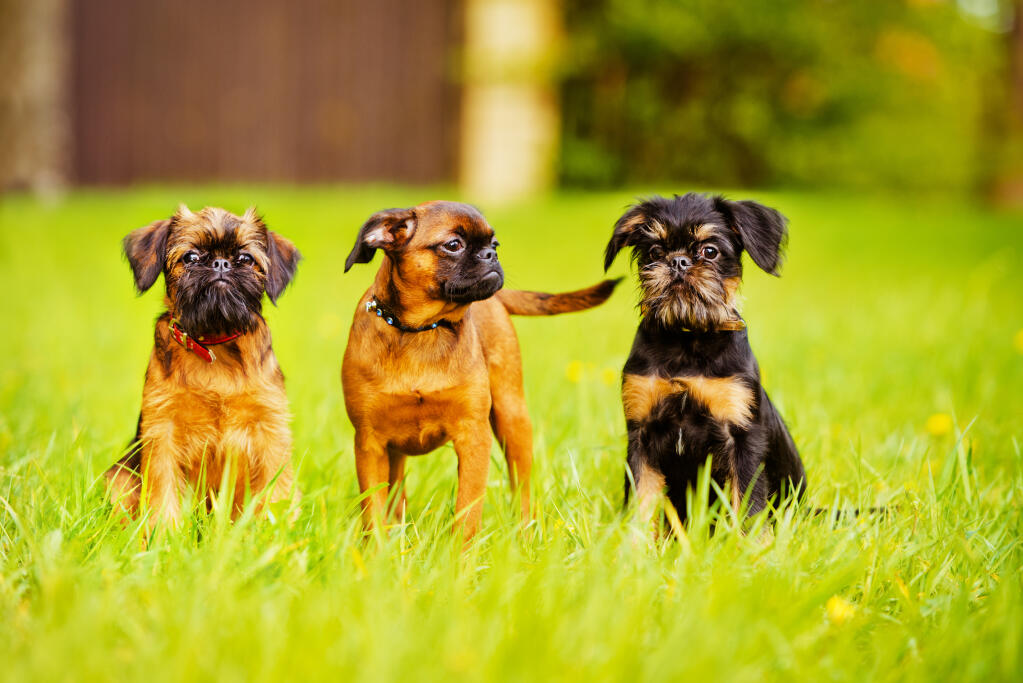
344;340;490;453
142;372;288;456
622;330;757;427
622;372;754;429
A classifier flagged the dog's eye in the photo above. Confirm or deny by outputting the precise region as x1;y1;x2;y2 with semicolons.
491;239;499;249
236;253;253;266
701;246;719;260
649;246;665;260
182;251;200;264
442;239;464;253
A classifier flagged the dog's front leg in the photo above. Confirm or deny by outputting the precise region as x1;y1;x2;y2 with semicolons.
353;430;390;532
223;421;294;518
452;421;493;542
141;442;186;535
628;448;666;533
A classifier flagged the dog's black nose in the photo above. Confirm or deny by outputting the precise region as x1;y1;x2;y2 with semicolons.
477;247;496;262
211;258;231;272
671;255;691;271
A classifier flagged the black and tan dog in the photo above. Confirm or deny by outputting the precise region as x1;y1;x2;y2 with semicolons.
604;193;806;525
342;201;618;540
105;205;301;531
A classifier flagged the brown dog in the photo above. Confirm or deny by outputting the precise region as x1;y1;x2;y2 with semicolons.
342;201;619;540
105;205;301;532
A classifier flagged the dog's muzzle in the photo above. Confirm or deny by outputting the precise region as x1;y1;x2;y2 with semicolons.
444;270;504;303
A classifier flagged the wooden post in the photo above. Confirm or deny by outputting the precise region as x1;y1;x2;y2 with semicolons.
459;0;561;204
0;0;68;195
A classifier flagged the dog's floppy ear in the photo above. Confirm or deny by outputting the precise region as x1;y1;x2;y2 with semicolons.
243;207;301;304
604;204;649;271
123;217;173;293
344;207;416;272
714;196;788;276
265;230;301;304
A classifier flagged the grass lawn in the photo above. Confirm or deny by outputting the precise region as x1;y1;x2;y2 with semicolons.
1;186;1021;681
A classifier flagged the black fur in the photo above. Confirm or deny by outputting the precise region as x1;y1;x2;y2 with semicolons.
622;322;805;519
609;193;806;521
712;196;788;275
173;244;266;336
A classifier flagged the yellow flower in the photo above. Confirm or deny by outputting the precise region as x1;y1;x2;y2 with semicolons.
925;413;953;437
826;595;855;625
565;360;584;384
1014;329;1023;354
600;368;619;386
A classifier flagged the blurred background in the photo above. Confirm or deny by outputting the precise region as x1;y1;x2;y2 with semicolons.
1;0;1021;204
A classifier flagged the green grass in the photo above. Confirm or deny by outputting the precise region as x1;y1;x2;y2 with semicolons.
1;186;1021;681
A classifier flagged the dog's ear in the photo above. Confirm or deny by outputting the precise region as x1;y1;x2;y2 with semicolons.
123;218;173;293
344;208;416;272
604;204;649;271
265;230;301;304
243;207;301;304
714;197;788;276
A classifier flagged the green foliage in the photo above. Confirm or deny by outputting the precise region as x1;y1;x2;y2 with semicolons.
1;187;1022;680
560;0;1002;192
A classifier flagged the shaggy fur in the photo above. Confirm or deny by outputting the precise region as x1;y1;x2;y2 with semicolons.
105;205;301;532
605;193;806;524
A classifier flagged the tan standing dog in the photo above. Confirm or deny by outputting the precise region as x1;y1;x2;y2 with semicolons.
342;201;618;540
105;206;301;532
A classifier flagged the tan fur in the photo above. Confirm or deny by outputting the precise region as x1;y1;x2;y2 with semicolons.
642;219;668;240
622;373;753;427
635;460;666;523
343;202;614;541
639;259;736;329
677;375;754;428
105;206;296;533
694;224;718;241
622;374;676;422
495;279;618;316
133;318;293;525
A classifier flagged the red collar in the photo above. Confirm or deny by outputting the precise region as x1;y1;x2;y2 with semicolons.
169;319;242;363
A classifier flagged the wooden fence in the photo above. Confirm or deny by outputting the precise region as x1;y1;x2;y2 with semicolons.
70;0;461;184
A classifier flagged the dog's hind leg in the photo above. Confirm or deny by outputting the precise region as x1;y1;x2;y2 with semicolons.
476;298;534;521
489;390;534;522
452;420;494;542
486;343;534;522
760;388;807;501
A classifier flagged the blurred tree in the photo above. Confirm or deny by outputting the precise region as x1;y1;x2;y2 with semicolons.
559;0;1002;193
0;0;68;195
990;0;1023;202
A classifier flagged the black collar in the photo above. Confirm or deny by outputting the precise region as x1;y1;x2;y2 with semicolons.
365;296;454;333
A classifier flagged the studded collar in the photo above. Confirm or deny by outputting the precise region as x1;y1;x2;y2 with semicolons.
365;296;454;333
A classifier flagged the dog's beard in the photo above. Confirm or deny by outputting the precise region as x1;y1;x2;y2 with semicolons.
174;269;264;335
443;269;504;304
639;262;735;330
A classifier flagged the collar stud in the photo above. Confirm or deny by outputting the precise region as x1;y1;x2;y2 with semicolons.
365;296;454;334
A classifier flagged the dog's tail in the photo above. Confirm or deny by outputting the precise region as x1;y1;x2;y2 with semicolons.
496;278;622;316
